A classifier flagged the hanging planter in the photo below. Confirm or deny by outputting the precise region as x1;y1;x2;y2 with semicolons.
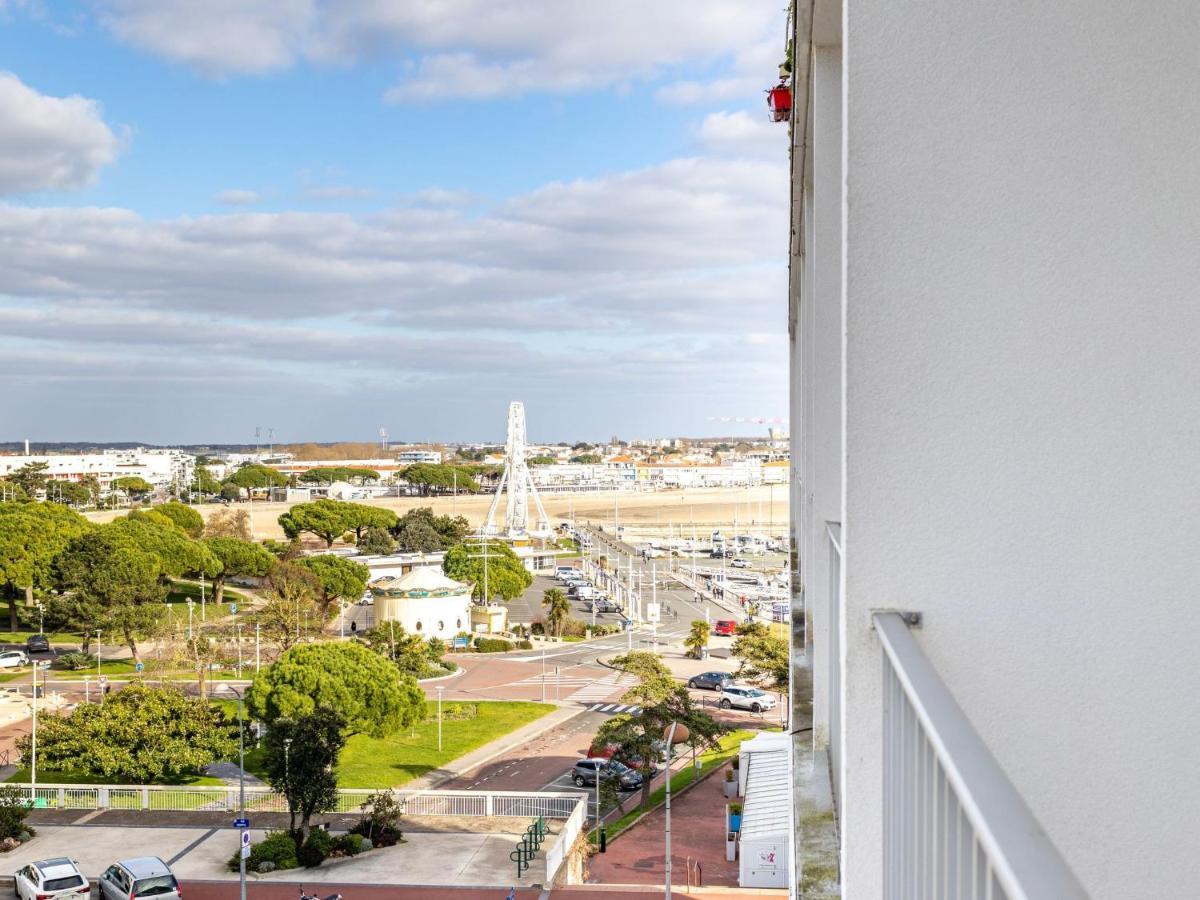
767;83;792;122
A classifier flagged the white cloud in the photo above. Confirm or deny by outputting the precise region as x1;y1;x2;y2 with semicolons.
214;188;261;205
696;109;786;157
0;72;122;194
305;184;373;200
92;0;783;103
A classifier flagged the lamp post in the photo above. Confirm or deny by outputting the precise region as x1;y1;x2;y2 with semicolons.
227;685;248;900
96;629;103;703
187;599;195;640
662;722;690;900
436;686;445;752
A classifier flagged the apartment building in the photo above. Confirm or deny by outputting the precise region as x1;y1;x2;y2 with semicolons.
0;448;193;494
790;2;1199;897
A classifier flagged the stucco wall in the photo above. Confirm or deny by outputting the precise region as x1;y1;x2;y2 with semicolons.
840;2;1200;897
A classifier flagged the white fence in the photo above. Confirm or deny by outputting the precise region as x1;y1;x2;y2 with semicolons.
544;792;586;884
10;784;586;821
876;612;1089;900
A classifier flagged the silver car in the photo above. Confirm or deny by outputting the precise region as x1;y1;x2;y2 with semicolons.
719;686;778;713
98;858;180;900
0;650;28;669
14;859;89;900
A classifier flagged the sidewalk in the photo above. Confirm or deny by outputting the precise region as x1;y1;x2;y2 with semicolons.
587;762;740;889
404;703;585;791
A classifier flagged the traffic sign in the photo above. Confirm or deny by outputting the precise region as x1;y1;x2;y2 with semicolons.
240;830;251;859
135;661;144;673
98;675;107;685
233;817;249;828
230;604;238;614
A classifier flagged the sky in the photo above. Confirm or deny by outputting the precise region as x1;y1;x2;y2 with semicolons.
0;0;790;445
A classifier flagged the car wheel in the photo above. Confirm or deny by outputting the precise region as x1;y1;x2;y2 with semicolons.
572;774;584;786
688;679;697;689
719;699;732;709
751;703;762;713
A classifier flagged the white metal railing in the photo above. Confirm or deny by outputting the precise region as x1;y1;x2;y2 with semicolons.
875;612;1089;900
10;784;586;820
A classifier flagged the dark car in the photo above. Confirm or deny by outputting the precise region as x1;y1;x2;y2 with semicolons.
688;671;734;691
572;758;642;791
24;634;50;654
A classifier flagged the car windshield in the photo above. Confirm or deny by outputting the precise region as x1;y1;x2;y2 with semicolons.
134;876;178;897
746;689;766;697
43;876;85;892
605;761;631;775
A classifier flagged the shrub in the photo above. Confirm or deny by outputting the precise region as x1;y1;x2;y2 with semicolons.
0;787;32;841
230;830;297;873
298;827;333;868
441;702;478;721
473;637;512;653
332;832;365;856
516;640;533;650
56;652;97;671
353;790;403;847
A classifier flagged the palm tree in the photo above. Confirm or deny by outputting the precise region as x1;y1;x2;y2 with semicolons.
684;619;710;659
542;588;571;638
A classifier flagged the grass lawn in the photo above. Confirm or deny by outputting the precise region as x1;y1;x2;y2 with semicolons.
600;728;756;841
166;580;248;606
0;631;80;646
229;700;554;788
5;767;224;787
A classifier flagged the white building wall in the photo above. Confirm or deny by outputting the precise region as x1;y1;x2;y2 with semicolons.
834;2;1200;897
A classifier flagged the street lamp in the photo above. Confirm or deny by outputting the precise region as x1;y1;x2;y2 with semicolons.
662;722;691;900
226;685;249;900
436;686;445;752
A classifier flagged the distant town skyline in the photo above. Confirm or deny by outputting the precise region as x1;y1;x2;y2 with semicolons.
0;2;787;442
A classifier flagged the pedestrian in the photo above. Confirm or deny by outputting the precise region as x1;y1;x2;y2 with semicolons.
506;888;516;900
350;620;357;633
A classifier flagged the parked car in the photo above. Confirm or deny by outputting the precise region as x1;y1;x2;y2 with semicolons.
14;858;89;900
555;566;578;579
25;634;50;654
98;859;180;900
358;591;374;606
688;671;734;691
712;620;738;637
719;686;778;713
730;558;752;569
571;758;643;791
0;650;28;669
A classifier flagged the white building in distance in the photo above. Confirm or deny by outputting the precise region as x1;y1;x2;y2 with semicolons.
0;448;193;495
368;567;472;641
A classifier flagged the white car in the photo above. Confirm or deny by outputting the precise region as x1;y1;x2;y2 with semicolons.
731;558;753;569
0;650;28;669
15;858;90;900
719;686;778;713
358;591;374;606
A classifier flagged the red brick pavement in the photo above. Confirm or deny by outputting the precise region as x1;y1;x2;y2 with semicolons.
183;883;774;899
586;763;740;890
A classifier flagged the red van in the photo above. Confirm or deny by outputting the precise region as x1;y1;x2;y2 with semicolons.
712;620;738;637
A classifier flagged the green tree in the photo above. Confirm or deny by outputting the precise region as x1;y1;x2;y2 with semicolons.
357;526;395;555
45;480;92;507
392;507;470;551
278;499;354;548
442;541;533;602
730;626;789;693
684;619;710;659
298;467;380;486
154;501;205;538
400;464;479;496
16;684;238;783
0;502;91;629
527;456;556;466
112;475;153;499
108;517;221;579
262;708;346;841
569;454;602;464
356;624;447;678
225;464;288;491
342;504;397;541
601;651;724;808
203;536;276;604
219;483;243;502
246;641;424;738
191;465;221;494
253;561;321;651
56;530;167;663
0;480;28;502
9;462;49;496
300;554;370;616
542;588;570;638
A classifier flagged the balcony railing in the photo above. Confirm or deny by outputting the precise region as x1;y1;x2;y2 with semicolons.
875;611;1089;900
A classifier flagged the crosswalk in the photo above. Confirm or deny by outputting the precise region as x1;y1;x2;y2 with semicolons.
509;673;598;688
567;673;637;704
587;702;642;716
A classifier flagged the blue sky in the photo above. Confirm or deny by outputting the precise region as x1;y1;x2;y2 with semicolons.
0;1;789;445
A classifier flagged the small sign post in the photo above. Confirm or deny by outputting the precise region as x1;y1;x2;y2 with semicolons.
240;829;251;859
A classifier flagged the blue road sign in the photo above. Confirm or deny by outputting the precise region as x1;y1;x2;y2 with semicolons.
135;661;144;673
233;817;249;828
230;603;238;614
